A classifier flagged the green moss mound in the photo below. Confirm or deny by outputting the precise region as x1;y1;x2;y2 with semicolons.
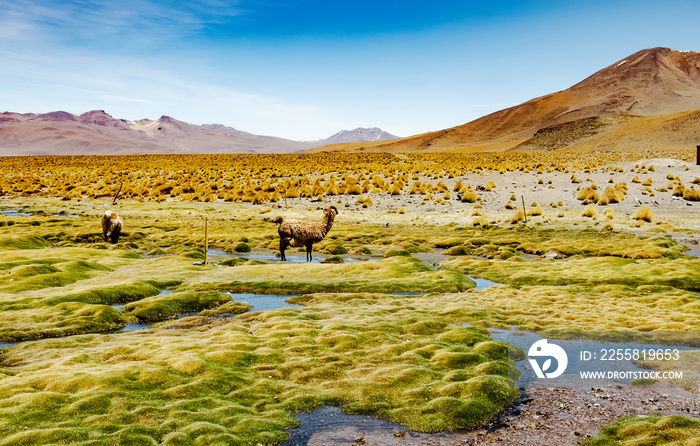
583;415;700;446
0;235;51;250
123;290;231;322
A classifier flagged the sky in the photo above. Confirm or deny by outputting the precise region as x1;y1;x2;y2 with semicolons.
1;0;700;141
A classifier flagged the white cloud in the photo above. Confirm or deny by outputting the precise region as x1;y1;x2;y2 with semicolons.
0;0;243;45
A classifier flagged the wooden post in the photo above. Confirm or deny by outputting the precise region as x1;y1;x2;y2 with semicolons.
204;217;208;266
521;196;527;223
112;182;123;206
696;145;700;165
284;187;288;209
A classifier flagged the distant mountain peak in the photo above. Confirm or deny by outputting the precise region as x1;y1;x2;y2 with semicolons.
316;127;399;145
79;110;127;128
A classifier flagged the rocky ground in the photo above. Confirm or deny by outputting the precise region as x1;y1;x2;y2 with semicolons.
302;386;700;446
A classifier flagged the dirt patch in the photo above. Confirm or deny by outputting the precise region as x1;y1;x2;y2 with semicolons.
300;386;699;446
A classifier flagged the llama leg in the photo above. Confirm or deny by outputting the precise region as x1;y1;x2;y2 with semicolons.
280;238;288;261
111;227;121;244
306;242;313;262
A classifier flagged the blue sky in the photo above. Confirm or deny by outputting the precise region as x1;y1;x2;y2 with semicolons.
1;0;699;140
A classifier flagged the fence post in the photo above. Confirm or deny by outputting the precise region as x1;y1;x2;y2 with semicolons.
204;217;208;266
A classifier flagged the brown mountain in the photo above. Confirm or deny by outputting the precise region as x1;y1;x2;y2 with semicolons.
0;111;315;156
310;47;700;153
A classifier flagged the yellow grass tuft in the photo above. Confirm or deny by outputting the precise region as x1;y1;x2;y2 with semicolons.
581;206;597;218
672;183;686;197
632;206;653;222
577;186;600;204
683;188;700;201
597;185;626;205
510;209;525;224
528;206;543;216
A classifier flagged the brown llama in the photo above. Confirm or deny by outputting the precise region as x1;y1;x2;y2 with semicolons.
101;210;123;244
276;206;338;261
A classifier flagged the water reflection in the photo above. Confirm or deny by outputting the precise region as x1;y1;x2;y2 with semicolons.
282;405;406;446
223;292;300;313
468;276;501;290
207;248;367;263
0;210;31;217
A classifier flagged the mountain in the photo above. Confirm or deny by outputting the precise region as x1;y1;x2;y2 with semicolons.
0;111;315;156
314;127;399;145
311;47;700;153
0;110;401;156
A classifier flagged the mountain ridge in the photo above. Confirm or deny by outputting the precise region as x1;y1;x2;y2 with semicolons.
0;111;397;156
309;47;700;153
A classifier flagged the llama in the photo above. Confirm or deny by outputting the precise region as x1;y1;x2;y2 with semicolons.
101;210;123;244
276;206;338;261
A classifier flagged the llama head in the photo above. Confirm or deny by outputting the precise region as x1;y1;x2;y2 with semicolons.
327;206;338;216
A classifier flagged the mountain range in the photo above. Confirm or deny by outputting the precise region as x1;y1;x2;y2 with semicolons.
2;47;700;155
0;111;398;156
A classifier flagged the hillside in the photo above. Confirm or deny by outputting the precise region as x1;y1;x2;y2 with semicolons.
0;111;402;156
311;47;700;153
0;111;314;156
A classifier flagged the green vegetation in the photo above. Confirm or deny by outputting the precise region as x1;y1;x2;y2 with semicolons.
203;256;473;295
583;415;700;446
0;291;520;444
1;192;699;445
440;256;700;290
123;290;231;322
0;235;51;250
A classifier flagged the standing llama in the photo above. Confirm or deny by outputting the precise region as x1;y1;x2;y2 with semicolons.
101;210;123;244
277;206;338;261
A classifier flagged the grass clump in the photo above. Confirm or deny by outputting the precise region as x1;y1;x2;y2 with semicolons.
683;189;700;201
208;256;473;294
510;209;525;224
198;300;253;316
323;243;348;255
582;415;700;446
577;185;599;204
597;185;626;205
0;235;51;250
581;206;597;218
0;303;127;342
0;260;112;294
633;206;653;222
320;256;344;263
123;290;231;322
383;249;412;257
46;281;167;306
233;242;251;253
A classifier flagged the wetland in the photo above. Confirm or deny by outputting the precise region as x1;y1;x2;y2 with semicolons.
0;152;699;445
